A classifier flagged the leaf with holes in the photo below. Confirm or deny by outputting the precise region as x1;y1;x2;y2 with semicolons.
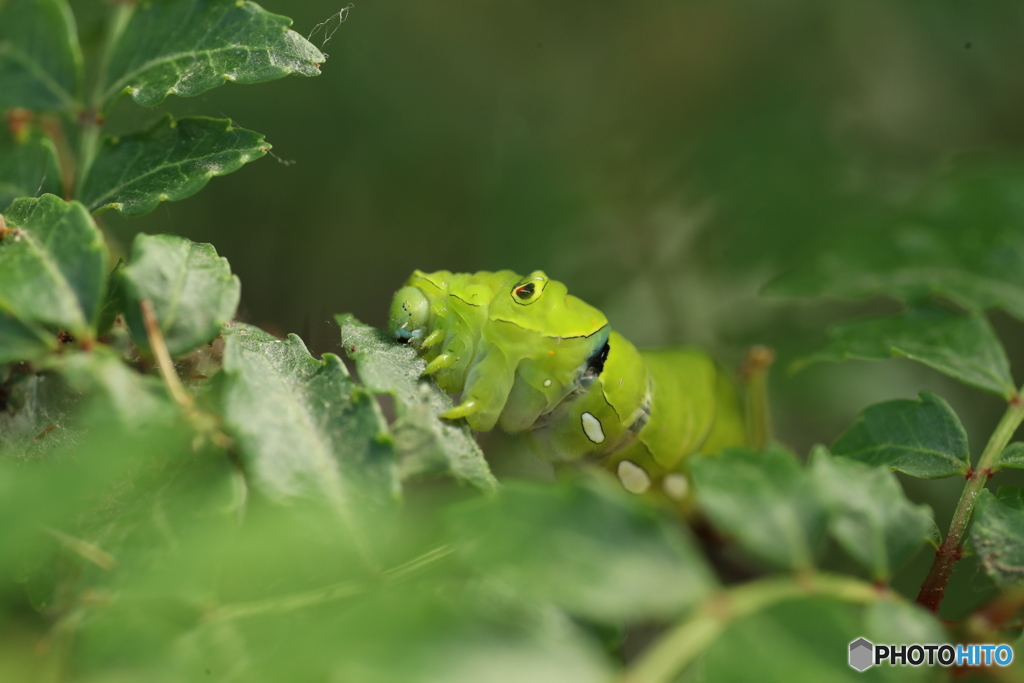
970;488;1024;591
448;479;714;622
98;0;325;110
690;446;827;571
219;324;399;564
811;447;936;581
80;117;268;216
0;126;62;211
831;392;970;479
339;314;498;493
0;195;107;353
794;305;1015;399
121;233;240;357
0;0;81;112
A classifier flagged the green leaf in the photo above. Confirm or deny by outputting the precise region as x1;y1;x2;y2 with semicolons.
95;260;125;337
219;324;399;562
970;488;1024;591
80;116;269;216
831;392;969;479
996;442;1024;472
448;479;715;622
0;195;107;344
338;314;498;493
795;306;1015;399
99;0;326;109
0;0;81;112
122;233;240;357
0;126;62;211
702;597;944;683
690;446;827;571
810;447;936;581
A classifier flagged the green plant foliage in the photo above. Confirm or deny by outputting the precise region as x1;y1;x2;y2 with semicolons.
997;442;1024;472
0;194;107;345
449;478;715;622
0;0;81;112
831;392;970;479
970;487;1024;591
80;116;269;216
690;446;827;571
98;0;325;109
795;305;1015;399
121;233;240;356
811;448;936;582
219;324;399;563
339;314;498;492
0;127;61;211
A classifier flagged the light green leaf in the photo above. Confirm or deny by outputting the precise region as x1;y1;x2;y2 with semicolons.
80;116;269;216
0;0;81;112
996;442;1024;472
338;314;498;493
795;306;1015;399
99;0;326;109
831;392;970;479
0;126;62;211
122;233;240;357
690;446;827;571
970;488;1024;590
811;447;936;581
449;479;715;622
0;195;107;345
219;324;399;561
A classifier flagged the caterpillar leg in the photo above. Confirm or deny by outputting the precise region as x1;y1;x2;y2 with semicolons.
441;344;516;431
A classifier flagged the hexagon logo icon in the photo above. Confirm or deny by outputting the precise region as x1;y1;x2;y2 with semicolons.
849;638;874;671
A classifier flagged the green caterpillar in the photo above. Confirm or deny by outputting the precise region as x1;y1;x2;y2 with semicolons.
388;270;769;498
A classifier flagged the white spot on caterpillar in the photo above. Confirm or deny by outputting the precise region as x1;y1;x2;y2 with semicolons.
581;412;605;443
663;474;689;501
617;460;651;494
543;379;552;387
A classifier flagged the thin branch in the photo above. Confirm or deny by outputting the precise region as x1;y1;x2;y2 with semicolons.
916;392;1024;612
139;298;193;411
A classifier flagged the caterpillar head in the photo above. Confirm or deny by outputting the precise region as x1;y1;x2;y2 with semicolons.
388;285;430;343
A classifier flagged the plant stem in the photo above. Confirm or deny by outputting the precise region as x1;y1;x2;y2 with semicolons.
140;298;193;411
625;573;886;683
916;392;1024;613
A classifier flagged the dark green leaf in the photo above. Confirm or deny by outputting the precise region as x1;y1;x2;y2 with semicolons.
122;233;240;357
0;195;107;343
0;0;81;111
831;392;969;479
795;306;1014;399
0;313;53;364
449;479;715;622
690;446;826;571
997;442;1024;472
96;259;125;337
970;488;1024;590
219;325;399;563
99;0;326;109
703;597;944;683
811;447;936;581
0;126;62;211
338;314;498;493
80;116;269;216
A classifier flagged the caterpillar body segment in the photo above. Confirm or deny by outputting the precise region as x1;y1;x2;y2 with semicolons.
387;269;759;496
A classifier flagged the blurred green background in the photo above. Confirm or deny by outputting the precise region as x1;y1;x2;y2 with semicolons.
88;0;1024;612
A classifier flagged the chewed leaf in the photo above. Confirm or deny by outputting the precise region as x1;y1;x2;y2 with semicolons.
122;233;240;357
831;391;970;479
80;117;268;216
0;195;107;341
0;126;62;211
0;0;81;112
794;305;1015;399
99;0;325;109
339;314;498;493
